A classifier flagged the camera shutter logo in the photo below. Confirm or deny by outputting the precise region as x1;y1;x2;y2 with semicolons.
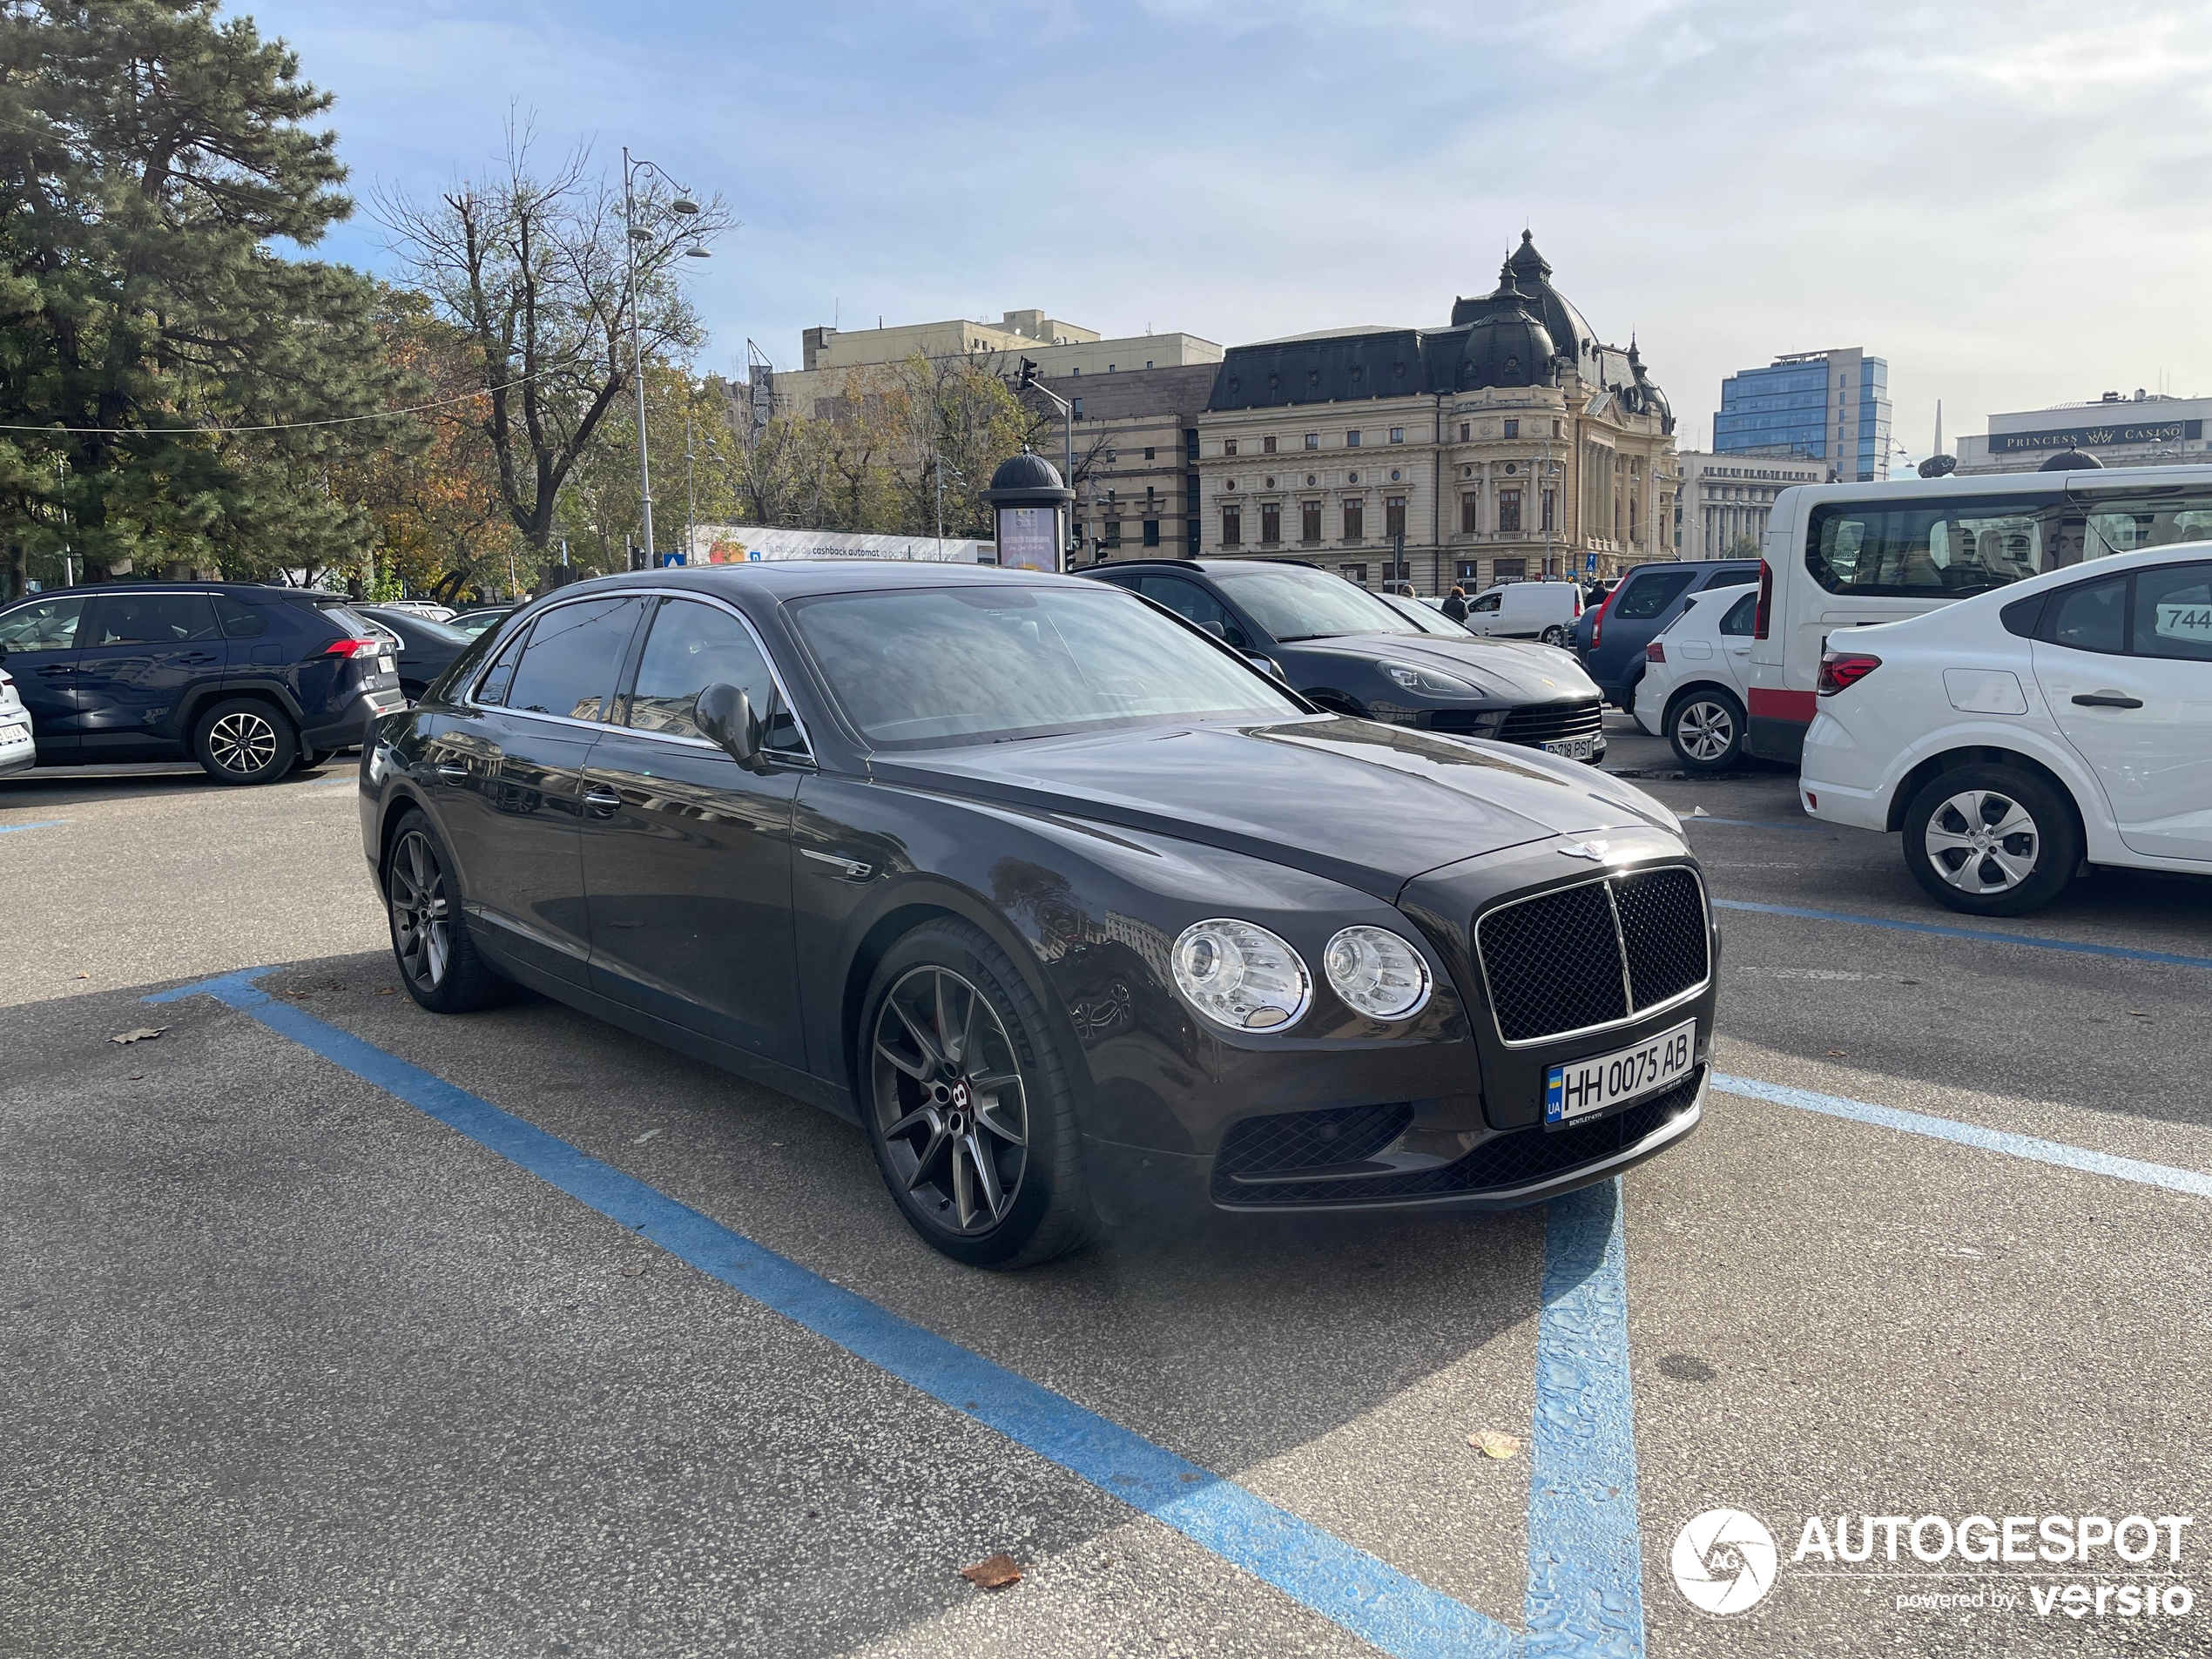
1672;1508;1779;1615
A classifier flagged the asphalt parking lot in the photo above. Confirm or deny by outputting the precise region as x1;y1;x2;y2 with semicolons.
4;715;2210;1658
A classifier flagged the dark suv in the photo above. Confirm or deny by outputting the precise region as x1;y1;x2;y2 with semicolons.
0;583;404;784
1085;558;1610;762
1573;559;1759;710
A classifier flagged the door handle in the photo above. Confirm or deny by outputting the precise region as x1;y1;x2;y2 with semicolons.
582;785;624;815
435;761;469;780
35;664;73;677
2072;691;2143;709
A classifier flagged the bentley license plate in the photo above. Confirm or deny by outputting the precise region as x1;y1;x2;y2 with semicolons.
1543;737;1595;760
1545;1016;1696;1127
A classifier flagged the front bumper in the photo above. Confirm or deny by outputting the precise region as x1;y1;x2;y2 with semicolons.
1085;1069;1705;1224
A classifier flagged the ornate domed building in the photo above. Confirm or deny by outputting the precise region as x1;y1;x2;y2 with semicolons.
1195;233;1679;589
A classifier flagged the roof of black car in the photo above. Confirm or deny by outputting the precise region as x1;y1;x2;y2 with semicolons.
1079;558;1325;577
547;560;1109;603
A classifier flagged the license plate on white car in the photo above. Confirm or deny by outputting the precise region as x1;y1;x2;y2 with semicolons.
1543;737;1595;760
1545;1017;1697;1127
1;721;28;745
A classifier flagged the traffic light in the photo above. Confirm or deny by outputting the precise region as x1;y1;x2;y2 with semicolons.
1015;357;1040;391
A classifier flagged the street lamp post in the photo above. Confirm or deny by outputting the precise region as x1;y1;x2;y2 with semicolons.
1014;359;1076;558
621;148;708;565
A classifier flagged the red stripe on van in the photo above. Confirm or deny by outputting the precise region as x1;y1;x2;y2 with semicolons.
1749;688;1817;724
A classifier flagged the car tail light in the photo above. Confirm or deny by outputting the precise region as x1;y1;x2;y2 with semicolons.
322;637;382;660
1589;581;1622;649
1645;640;1666;663
1754;559;1773;639
1817;651;1881;695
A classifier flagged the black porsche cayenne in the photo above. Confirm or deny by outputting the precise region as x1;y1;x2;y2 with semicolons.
358;562;1717;1266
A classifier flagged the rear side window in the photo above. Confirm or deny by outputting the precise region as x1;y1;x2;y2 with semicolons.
2131;562;2212;663
0;596;84;651
624;597;797;748
1806;495;2056;597
1700;568;1757;590
502;597;641;722
212;595;270;637
88;592;220;644
1612;570;1696;620
2046;576;2127;655
1719;593;1757;636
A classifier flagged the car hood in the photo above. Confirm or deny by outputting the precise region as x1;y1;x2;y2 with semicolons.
871;715;1679;900
1285;633;1597;700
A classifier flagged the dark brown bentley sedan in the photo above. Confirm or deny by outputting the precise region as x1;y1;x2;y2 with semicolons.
357;562;1717;1266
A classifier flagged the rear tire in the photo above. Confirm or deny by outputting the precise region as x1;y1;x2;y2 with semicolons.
1902;764;2080;917
384;809;508;1012
192;698;296;786
859;918;1097;1269
1667;688;1746;773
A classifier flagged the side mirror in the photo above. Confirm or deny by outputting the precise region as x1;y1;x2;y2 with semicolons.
695;681;763;771
1242;651;1285;680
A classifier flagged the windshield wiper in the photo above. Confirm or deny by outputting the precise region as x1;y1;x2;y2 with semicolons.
1274;631;1342;643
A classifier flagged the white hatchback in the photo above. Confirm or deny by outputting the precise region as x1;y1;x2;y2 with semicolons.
1632;587;1759;772
0;665;35;776
1800;546;2212;914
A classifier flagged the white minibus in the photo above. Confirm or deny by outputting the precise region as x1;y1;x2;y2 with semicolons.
1746;462;2212;763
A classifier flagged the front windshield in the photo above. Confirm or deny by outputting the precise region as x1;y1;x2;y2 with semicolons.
791;583;1305;749
1213;565;1423;640
1376;593;1466;637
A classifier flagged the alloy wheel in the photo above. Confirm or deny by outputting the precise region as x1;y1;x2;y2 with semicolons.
1925;789;2039;894
207;710;278;774
870;965;1028;1236
1675;699;1736;763
388;830;453;992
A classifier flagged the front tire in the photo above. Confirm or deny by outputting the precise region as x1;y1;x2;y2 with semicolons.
859;918;1096;1269
1540;624;1569;646
193;698;296;786
384;810;508;1012
1667;688;1746;773
1902;764;2080;916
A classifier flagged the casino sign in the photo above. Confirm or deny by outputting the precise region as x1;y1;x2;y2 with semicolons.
1991;419;2203;454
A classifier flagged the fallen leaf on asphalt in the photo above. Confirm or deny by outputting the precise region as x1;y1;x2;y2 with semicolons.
633;1129;664;1144
1467;1431;1522;1460
72;972;90;980
620;1264;647;1278
109;1028;167;1046
961;1554;1023;1590
128;1073;143;1082
374;987;395;996
1825;1049;1848;1057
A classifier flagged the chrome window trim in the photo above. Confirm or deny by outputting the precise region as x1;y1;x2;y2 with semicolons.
462;585;815;762
1473;862;1712;1050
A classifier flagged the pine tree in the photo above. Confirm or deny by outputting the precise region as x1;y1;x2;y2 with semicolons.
0;0;408;597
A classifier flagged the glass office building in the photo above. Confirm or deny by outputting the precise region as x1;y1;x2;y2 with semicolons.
1712;347;1891;482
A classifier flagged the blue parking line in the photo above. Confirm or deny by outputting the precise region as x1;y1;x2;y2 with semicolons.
1524;1180;1646;1656
0;818;65;834
149;968;1527;1658
1711;1073;2212;1200
1712;899;2212;971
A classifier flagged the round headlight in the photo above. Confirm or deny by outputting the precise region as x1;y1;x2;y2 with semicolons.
1171;918;1312;1032
1323;926;1433;1021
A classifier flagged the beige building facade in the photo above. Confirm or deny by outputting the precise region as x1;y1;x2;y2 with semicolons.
748;307;1222;425
1673;449;1831;560
1189;235;1678;591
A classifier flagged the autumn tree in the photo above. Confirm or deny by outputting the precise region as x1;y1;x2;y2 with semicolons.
376;126;731;562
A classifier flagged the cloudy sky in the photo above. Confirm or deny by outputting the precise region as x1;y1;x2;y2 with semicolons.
250;0;2212;462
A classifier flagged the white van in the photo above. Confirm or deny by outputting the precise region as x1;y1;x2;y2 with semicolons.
1744;462;2212;764
1461;579;1583;644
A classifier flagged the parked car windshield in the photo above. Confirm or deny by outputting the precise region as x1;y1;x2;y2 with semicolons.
1374;592;1468;636
792;583;1304;749
1211;565;1424;640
